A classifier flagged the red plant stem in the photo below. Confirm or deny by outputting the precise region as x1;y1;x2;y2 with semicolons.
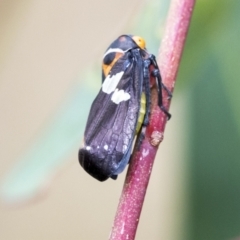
109;0;195;239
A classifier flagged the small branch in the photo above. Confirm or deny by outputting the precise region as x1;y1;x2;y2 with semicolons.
109;0;195;239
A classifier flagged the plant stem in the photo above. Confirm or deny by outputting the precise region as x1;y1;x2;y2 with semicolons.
109;0;195;239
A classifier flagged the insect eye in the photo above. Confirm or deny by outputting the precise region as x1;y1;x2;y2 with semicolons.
132;36;146;50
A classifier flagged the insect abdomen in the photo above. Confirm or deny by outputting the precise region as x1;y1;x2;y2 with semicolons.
135;93;146;134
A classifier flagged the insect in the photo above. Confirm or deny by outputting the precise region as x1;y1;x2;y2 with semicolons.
78;35;171;181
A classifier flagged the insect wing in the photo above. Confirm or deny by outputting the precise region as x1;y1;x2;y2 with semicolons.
79;51;144;181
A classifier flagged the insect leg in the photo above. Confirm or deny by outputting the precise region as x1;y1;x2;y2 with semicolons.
142;58;152;126
149;54;172;119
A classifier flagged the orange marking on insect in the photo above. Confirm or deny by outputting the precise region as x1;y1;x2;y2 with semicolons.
102;52;124;77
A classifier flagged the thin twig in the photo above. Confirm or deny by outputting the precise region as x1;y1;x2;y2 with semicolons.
109;0;196;239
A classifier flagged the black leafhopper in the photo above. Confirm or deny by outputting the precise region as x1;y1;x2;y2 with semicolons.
79;35;171;181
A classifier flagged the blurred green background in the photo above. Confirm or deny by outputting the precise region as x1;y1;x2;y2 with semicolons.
180;1;240;240
0;0;240;239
